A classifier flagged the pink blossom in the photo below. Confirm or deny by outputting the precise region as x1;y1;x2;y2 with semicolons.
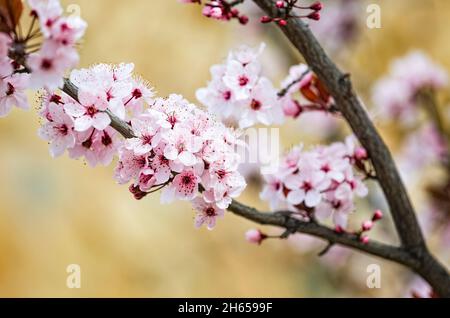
372;51;447;124
28;42;79;90
239;77;284;128
161;168;200;202
197;44;284;128
192;197;225;230
49;15;87;47
260;174;284;210
0;74;30;117
90;128;121;166
64;89;110;131
125;113;163;155
223;59;260;100
70;63;136;120
163;127;202;167
114;148;148;184
285;170;330;208
38;102;75;157
260;138;370;229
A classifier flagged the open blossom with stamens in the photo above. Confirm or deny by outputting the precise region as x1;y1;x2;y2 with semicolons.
38;102;76;157
196;44;284;128
192;197;225;231
64;89;111;131
260;137;370;228
70;63;142;120
0;73;30;117
37;63;153;167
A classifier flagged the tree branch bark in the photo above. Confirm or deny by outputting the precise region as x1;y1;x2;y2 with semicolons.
228;201;418;267
250;0;450;297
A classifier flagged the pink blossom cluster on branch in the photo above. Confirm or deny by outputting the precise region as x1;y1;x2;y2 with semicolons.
38;62;246;230
0;0;86;117
372;51;448;125
196;44;337;129
260;136;371;229
38;63;146;165
196;43;284;128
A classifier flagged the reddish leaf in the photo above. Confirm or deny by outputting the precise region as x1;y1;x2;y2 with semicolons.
0;0;24;33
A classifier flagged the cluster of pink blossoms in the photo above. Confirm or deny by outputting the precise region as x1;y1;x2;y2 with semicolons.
372;51;448;124
115;93;247;230
0;0;86;117
39;63;246;230
399;123;448;173
197;45;337;129
196;44;284;128
39;63;147;166
260;136;370;229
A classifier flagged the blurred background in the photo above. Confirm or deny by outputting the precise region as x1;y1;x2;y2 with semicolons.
0;0;449;297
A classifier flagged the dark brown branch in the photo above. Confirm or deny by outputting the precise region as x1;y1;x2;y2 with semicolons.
251;0;450;297
227;201;418;268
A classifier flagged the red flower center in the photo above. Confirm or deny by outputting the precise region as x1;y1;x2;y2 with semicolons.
302;181;312;191
250;99;262;110
86;106;97;116
57;124;68;136
239;76;249;86
41;59;53;70
223;90;232;101
182;175;193;185
205;207;216;216
6;83;15;96
102;132;112;146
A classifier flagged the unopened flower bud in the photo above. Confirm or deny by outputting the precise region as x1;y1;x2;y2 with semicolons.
372;209;383;221
360;236;370;244
278;19;287;26
362;220;373;231
307;12;321;21
310;1;323;11
334;225;345;234
354;147;368;160
275;1;285;8
260;16;273;23
239;15;249;25
245;229;267;245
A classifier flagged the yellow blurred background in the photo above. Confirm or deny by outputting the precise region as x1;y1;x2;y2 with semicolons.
0;0;449;297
